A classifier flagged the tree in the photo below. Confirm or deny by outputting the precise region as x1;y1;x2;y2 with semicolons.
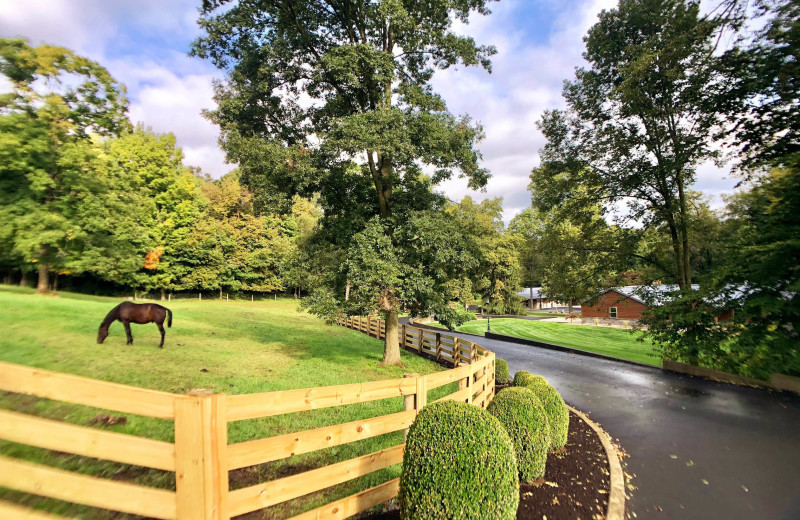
727;0;799;167
0;39;130;293
509;208;547;305
446;197;523;315
192;0;496;364
534;201;625;313
531;0;735;289
107;126;205;298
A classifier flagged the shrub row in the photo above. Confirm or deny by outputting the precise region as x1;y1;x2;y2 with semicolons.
398;368;571;519
513;370;570;451
487;386;549;482
398;400;520;520
496;358;510;384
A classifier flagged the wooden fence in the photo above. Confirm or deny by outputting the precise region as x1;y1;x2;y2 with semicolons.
0;322;495;520
338;316;491;368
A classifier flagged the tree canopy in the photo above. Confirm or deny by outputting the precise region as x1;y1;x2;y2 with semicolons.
531;0;736;289
192;0;498;364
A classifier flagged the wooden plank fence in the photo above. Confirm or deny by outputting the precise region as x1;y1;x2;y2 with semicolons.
0;320;495;520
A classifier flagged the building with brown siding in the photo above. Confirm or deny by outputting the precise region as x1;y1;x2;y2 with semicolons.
581;285;700;325
582;289;649;320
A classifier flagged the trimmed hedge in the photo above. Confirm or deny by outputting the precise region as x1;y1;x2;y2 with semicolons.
496;358;510;384
398;400;519;520
487;386;550;483
513;370;536;387
515;377;569;451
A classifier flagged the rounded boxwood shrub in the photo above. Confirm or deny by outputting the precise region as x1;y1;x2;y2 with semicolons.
515;377;569;451
496;358;510;384
399;400;519;520
513;370;535;387
487;387;550;483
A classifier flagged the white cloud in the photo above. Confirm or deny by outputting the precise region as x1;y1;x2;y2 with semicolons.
431;0;620;223
0;0;232;177
1;0;743;198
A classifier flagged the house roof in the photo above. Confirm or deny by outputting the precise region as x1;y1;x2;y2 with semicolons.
517;287;545;300
588;285;699;306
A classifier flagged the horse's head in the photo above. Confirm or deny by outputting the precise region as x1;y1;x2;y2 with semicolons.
97;326;109;344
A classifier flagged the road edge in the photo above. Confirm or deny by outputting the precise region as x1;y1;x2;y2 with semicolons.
569;405;626;520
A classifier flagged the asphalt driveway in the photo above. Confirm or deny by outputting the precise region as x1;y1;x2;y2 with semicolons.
448;331;800;520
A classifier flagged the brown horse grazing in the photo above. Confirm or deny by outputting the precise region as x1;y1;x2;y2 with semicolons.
97;302;173;349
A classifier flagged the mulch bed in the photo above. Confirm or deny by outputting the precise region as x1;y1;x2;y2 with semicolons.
360;409;610;520
517;410;609;520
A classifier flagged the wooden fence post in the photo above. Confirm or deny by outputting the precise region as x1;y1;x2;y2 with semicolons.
403;373;419;441
416;374;427;411
417;328;423;352
467;364;473;405
401;324;407;350
175;390;228;520
435;333;441;363
453;337;460;367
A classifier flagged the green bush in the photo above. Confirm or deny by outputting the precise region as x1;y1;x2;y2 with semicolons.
496;358;510;384
515;377;569;451
399;400;519;520
513;370;535;387
487;387;550;483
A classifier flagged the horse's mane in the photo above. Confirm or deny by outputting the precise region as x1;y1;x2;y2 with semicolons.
100;303;122;328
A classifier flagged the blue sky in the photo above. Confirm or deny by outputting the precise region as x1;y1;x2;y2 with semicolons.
0;0;740;222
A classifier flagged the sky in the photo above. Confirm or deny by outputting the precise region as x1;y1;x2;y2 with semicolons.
0;0;740;223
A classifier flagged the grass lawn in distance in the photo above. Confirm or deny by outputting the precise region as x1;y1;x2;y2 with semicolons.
0;286;454;519
449;318;661;366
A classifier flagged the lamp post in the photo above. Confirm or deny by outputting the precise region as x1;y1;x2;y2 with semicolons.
486;298;491;332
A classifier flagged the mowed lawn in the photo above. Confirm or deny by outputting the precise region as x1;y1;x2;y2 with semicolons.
453;318;661;366
0;286;452;519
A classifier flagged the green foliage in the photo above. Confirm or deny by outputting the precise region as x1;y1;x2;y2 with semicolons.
446;197;523;314
641;164;800;378
193;0;498;363
487;387;550;483
520;202;628;310
513;370;536;388
514;376;569;451
532;0;738;288
399;400;519;520
106;126;204;293
0;38;133;291
728;0;800;167
433;306;475;332
495;359;510;385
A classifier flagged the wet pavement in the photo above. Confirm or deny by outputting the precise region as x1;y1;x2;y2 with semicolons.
447;331;800;520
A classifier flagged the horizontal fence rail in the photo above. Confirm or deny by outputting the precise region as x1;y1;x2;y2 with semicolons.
0;318;495;520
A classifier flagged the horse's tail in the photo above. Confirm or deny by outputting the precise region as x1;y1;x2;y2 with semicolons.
166;308;172;328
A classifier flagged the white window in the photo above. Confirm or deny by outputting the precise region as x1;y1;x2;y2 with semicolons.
610;307;618;319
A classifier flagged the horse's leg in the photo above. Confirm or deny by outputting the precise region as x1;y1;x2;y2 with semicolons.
123;320;133;345
156;322;165;349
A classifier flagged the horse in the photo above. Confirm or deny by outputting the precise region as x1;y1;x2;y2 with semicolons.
97;302;173;349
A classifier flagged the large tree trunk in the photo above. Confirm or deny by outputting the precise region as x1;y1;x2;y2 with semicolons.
665;213;686;289
36;246;49;294
37;262;48;294
19;269;27;287
382;309;402;366
676;175;692;288
529;287;533;310
161;288;165;301
345;279;351;301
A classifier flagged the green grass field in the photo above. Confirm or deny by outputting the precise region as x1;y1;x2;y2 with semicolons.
0;286;452;519
440;318;661;366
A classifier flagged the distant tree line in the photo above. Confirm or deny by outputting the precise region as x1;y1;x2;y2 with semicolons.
0;39;319;299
